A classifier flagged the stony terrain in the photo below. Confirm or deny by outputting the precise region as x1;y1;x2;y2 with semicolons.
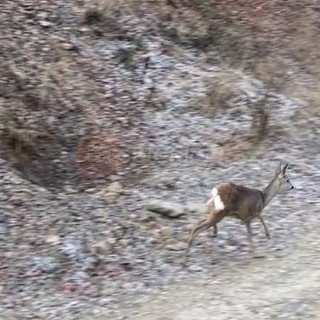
0;1;319;319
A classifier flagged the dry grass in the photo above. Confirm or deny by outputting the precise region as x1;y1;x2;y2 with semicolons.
251;11;320;88
0;68;63;189
0;105;48;156
188;70;270;145
293;89;320;118
4;64;28;91
251;12;320;133
284;85;320;134
0;104;64;189
289;11;320;77
76;0;139;38
249;96;270;145
187;71;241;116
159;0;320;93
252;56;290;91
81;0;138;26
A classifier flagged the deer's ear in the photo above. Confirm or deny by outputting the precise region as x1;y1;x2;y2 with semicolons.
282;163;289;174
275;161;283;175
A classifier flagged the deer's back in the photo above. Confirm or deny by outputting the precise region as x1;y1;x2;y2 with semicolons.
217;183;263;220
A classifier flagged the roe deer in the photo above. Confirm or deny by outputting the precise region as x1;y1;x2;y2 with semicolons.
182;161;294;265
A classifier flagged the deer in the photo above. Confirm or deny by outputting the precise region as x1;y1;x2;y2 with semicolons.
182;161;294;266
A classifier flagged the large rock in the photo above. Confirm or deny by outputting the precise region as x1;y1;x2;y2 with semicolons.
29;256;60;274
165;241;187;251
185;202;208;215
144;200;186;218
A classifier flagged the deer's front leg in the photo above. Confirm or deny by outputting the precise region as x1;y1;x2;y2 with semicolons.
212;225;218;237
246;220;266;259
245;222;253;250
259;216;270;239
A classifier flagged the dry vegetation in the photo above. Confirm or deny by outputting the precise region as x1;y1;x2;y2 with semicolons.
80;0;139;36
171;0;320;141
0;1;317;189
187;69;270;161
0;0;318;190
187;71;241;116
0;1;319;319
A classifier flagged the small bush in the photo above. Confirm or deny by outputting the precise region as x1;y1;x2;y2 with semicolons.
249;97;269;145
289;12;320;77
187;71;241;116
252;56;289;91
82;0;136;27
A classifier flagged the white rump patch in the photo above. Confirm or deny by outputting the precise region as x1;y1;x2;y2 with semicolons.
211;187;218;197
214;194;225;211
206;187;225;211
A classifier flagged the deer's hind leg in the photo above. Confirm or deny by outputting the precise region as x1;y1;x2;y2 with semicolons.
182;209;224;266
206;200;218;237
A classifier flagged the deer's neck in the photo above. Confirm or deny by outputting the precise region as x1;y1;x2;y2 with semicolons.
262;179;279;207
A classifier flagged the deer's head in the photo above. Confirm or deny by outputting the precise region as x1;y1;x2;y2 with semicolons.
274;161;294;193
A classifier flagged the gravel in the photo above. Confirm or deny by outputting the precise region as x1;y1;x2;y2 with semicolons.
0;0;319;319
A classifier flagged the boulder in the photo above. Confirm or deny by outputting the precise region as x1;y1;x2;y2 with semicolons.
144;200;185;218
165;241;187;251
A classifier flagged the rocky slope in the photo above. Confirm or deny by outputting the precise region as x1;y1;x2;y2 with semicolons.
0;1;319;319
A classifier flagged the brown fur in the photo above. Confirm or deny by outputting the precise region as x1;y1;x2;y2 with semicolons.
182;162;294;266
217;183;264;221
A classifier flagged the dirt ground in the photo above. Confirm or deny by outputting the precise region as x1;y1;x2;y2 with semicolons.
128;238;320;320
0;1;319;319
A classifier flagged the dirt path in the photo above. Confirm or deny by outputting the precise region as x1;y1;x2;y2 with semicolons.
127;239;320;320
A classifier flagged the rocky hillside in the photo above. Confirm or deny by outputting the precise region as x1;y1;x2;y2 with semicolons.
0;1;319;319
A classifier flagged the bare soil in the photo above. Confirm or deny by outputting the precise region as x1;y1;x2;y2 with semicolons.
0;1;319;319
